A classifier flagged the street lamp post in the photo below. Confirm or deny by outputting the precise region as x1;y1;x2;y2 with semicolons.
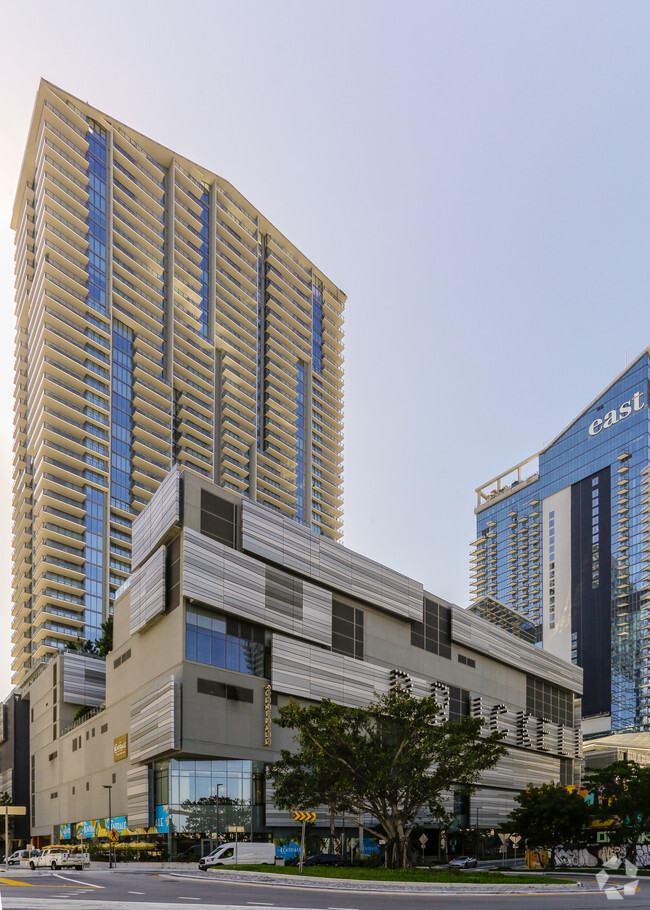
215;784;222;849
102;785;113;870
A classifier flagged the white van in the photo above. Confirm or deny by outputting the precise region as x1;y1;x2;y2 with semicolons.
198;842;275;869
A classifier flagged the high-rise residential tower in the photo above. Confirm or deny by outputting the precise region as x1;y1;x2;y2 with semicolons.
470;352;650;736
11;80;345;686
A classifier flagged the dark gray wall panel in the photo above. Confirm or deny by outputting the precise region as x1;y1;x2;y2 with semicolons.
62;653;106;706
130;546;167;635
132;465;180;570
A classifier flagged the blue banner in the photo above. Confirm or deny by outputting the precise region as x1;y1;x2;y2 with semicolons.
154;804;169;834
361;838;381;854
275;840;301;858
59;824;71;840
80;820;96;839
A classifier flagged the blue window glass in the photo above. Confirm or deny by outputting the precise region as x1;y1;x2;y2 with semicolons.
185;605;268;677
110;320;134;511
83;484;104;641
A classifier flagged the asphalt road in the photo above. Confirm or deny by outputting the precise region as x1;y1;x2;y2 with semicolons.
0;867;647;909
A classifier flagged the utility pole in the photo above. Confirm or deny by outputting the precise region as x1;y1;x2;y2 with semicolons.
102;785;113;869
1;806;26;870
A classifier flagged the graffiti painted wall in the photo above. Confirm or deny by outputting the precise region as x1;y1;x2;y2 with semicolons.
527;844;650;869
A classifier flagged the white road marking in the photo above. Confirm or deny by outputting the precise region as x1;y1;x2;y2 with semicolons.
177;898;201;901
128;891;146;894
52;872;103;888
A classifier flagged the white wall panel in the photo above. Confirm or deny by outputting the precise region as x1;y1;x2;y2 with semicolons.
130;676;180;762
127;766;151;828
130;546;166;634
182;529;331;646
132;465;180;570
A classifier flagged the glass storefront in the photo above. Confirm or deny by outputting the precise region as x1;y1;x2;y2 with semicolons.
154;759;266;841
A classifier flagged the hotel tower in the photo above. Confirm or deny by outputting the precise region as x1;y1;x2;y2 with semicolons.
11;80;345;687
471;352;650;736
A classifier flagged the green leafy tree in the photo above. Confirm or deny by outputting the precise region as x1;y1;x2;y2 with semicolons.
584;759;650;857
96;614;114;657
269;686;507;868
70;614;113;657
72;705;94;723
508;783;591;870
181;795;251;837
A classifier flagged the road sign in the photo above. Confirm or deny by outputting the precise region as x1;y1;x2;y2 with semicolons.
227;826;245;833
0;807;26;815
498;832;509;844
419;834;428;846
107;828;120;843
510;835;522;845
292;811;316;823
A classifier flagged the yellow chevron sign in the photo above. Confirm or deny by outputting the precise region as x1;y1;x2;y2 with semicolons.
293;811;316;822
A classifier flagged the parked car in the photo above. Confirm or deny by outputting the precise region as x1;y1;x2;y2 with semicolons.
178;844;207;860
29;846;90;870
449;855;478;868
302;852;349;867
6;850;29;865
199;842;275;869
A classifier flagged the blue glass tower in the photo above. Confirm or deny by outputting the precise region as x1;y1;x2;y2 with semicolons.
472;352;650;735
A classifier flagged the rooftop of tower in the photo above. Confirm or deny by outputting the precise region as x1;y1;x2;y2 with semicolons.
12;79;346;303
474;346;650;511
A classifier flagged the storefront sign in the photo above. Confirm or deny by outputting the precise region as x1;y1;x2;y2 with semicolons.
393;670;580;758
113;734;128;762
588;391;645;436
263;684;272;747
59;823;71;840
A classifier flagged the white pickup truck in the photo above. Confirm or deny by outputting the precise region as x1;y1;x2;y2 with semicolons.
29;846;90;870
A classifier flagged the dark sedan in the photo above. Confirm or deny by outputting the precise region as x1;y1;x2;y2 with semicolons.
302;852;349;867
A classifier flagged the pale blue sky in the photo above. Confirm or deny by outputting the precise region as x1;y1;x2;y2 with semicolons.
1;1;650;696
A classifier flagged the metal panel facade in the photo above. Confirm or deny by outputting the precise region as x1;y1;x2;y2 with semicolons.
130;545;167;635
127;766;151;828
131;466;180;571
130;676;181;763
241;499;423;621
182;529;332;646
451;605;583;694
62;653;106;707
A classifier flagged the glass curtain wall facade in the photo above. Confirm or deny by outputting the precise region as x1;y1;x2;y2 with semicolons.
471;353;650;734
154;759;266;840
10;80;345;686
